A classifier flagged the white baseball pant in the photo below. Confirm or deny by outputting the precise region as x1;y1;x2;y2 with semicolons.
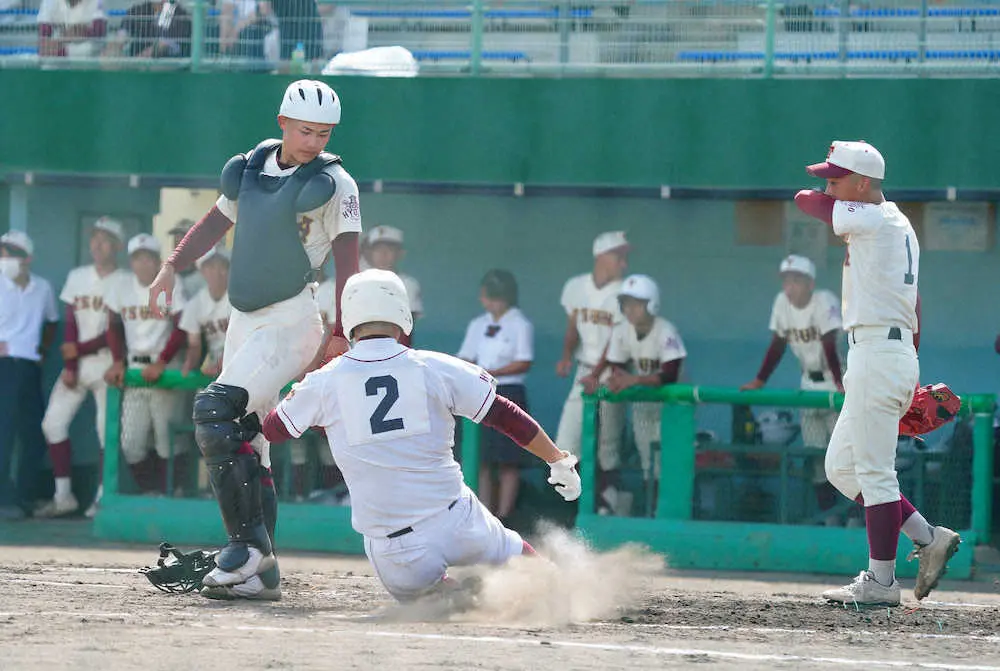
42;352;112;447
120;386;180;464
825;326;918;506
555;364;625;471
363;486;523;602
631;401;661;480
216;286;324;469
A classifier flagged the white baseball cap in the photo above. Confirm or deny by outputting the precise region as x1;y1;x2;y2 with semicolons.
92;216;124;243
593;231;629;257
364;225;404;246
196;246;231;269
807;141;885;180
779;254;816;280
1;230;33;256
127;233;161;256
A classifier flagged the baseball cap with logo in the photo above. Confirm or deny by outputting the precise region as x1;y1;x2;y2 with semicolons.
593;231;630;257
364;225;404;246
807;141;885;180
0;230;33;256
196;246;231;269
92;216;125;243
779;254;816;280
127;233;161;256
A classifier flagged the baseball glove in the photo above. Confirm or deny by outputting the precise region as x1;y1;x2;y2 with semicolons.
899;383;962;436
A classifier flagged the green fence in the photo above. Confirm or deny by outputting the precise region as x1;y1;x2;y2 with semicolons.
575;385;995;578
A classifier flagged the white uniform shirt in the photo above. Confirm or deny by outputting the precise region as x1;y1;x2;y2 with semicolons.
60;266;130;347
105;274;185;358
216;149;363;269
315;278;336;326
606;316;686;375
274;337;497;538
457;307;533;385
0;274;58;361
560;273;624;367
36;0;104;57
833;200;919;331
179;288;231;362
768;289;842;375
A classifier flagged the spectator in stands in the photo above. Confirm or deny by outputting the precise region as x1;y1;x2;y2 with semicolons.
218;0;272;63
0;231;58;520
36;0;106;58
458;269;534;525
260;0;322;63
114;0;192;59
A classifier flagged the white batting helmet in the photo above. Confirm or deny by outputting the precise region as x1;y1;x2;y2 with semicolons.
341;269;413;338
278;80;341;125
618;274;660;315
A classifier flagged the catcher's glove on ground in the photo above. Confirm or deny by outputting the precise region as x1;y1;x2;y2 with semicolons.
548;453;582;502
899;383;961;436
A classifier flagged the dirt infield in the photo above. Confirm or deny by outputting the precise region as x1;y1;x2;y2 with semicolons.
2;530;1000;670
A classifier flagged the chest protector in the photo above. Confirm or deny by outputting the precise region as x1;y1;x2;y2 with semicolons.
221;139;342;313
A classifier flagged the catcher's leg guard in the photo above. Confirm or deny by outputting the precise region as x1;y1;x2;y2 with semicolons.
193;383;273;585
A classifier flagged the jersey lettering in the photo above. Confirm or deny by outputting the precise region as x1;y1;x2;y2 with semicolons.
578;308;614;327
366;375;405;435
73;295;105;311
782;325;821;344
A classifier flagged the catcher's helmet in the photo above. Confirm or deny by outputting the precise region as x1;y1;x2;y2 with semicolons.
140;542;219;594
279;79;341;125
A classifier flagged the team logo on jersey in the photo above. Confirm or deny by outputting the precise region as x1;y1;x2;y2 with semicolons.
341;194;360;222
579;308;614;327
74;295;104;311
298;216;313;243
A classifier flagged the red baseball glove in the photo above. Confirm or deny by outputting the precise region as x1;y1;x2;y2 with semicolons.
899;383;962;436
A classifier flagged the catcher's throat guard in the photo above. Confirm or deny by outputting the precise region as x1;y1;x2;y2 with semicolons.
140;542;219;594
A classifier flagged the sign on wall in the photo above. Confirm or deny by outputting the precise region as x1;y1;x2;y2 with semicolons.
922;202;994;252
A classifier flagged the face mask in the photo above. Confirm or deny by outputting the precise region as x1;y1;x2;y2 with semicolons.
0;257;21;280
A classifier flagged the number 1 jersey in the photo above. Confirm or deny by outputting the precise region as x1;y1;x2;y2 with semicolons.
274;337;498;538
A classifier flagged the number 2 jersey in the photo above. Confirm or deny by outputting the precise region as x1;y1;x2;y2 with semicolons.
833;199;919;332
273;337;497;538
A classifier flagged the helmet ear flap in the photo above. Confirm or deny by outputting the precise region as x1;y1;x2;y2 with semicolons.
140;542;219;594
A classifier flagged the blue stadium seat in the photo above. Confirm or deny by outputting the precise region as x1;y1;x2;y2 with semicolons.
410;49;529;62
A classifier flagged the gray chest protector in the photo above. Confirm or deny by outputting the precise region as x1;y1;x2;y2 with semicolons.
221;139;342;313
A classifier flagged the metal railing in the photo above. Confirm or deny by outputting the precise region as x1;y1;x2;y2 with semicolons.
2;0;999;77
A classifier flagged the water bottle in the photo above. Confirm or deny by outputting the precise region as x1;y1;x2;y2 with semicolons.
290;41;307;74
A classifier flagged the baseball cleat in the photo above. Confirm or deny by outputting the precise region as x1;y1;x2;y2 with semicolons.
200;575;282;601
34;493;79;518
202;547;276;587
909;526;961;601
823;571;900;607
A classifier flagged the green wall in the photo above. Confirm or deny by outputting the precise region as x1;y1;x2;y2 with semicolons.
1;71;998;189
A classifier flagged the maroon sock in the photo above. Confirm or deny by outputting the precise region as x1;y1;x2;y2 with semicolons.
815;482;838;511
521;540;537;556
900;494;917;523
129;456;155;492
866;500;903;560
153;456;168;493
49;440;72;478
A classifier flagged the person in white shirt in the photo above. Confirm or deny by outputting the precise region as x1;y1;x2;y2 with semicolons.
555;231;628;516
458;269;533;524
36;0;106;58
180;247;232;378
36;217;128;519
255;269;580;605
599;275;686;513
360;225;423;345
740;254;845;525
795;140;960;606
0;230;58;520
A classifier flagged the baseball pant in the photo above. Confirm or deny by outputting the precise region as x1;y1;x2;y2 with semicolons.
216;286;324;469
120;387;180;465
799;375;839;484
825;327;918;507
42;353;111;448
555;364;625;472
632;402;661;480
0;357;46;508
363;486;523;602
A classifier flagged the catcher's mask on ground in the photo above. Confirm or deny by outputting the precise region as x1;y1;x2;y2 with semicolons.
140;542;219;594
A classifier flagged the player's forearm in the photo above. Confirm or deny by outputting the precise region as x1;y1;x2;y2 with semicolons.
794;190;835;226
63;304;79;346
166;206;233;272
820;330;843;388
755;334;787;383
331;232;359;337
107;312;126;361
40;321;58;356
157;316;186;364
660;358;682;385
488;360;531;378
183;335;202;372
77;332;107;356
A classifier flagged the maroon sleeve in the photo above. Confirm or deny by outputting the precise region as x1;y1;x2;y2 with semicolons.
78;332;107;356
107;312;126;361
481;395;540;447
38;23;53;37
89;18;106;37
794;190;836;226
659;359;682;385
820;330;843;388
63;304;79;344
330;232;359;337
755;334;788;383
157;315;186;364
166;206;234;271
913;294;921;353
262;409;293;444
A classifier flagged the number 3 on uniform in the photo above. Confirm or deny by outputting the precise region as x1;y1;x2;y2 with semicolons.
337;369;431;445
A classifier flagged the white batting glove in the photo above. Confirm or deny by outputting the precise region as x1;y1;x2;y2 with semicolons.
547;453;582;502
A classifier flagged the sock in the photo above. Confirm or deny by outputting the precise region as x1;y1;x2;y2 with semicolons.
49;440;73;478
521;540;536;556
55;477;72;499
868;558;896;586
899;495;934;545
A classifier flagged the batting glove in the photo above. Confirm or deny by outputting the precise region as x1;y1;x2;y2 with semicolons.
547;453;582;502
